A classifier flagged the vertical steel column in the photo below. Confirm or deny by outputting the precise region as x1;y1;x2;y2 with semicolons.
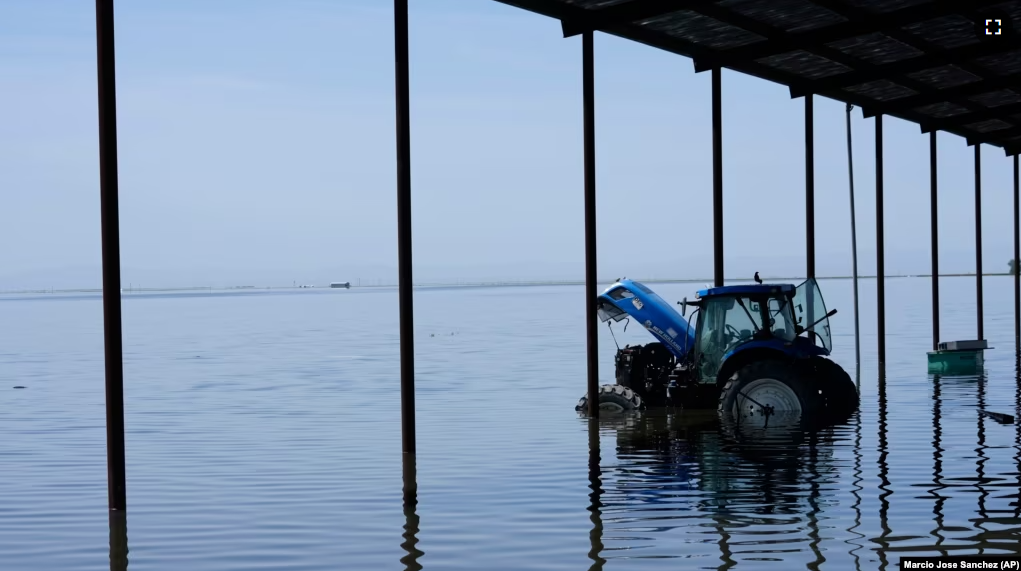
975;145;984;340
712;67;724;287
876;115;886;365
806;95;815;279
95;0;126;513
583;31;599;417
1014;155;1019;354
394;0;416;454
930;132;939;351
109;511;129;571
845;104;861;372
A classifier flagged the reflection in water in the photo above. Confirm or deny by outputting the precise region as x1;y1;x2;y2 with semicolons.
587;420;605;571
400;454;423;571
110;511;128;571
874;370;892;571
805;428;824;571
848;404;865;571
930;374;948;557
908;370;1021;557
1016;362;1021;519
594;410;850;569
976;372;989;556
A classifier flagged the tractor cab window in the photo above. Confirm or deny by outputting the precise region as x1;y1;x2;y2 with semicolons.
696;296;762;382
766;297;797;342
794;278;832;352
695;293;800;383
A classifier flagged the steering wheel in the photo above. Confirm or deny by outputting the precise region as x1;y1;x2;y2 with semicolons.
724;324;743;341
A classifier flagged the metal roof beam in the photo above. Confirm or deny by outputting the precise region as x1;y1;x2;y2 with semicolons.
855;71;1021;117
495;0;721;62
968;125;1021;145
722;0;1005;63
787;39;1019;97
803;0;1018;124
809;0;1017;79
560;0;701;38
492;0;1019;152
920;101;1021;133
680;0;981;115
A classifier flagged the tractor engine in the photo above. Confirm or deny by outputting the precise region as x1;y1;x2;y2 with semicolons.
614;343;676;407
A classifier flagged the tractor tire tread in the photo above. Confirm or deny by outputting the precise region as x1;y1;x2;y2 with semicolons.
576;383;644;413
806;357;859;419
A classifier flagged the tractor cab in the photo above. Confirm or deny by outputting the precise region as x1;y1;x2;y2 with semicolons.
686;282;830;385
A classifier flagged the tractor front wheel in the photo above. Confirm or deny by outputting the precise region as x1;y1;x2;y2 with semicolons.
576;384;645;414
718;360;819;418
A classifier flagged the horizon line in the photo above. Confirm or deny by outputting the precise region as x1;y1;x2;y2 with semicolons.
0;272;1012;295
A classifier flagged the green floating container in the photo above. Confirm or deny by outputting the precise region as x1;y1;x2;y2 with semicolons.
927;339;988;374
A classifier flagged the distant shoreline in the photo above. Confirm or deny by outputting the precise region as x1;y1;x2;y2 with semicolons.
0;272;1014;296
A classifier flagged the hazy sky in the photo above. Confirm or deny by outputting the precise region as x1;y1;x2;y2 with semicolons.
1;1;1017;287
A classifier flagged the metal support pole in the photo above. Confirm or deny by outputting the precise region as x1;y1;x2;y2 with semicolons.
95;0;126;513
394;0;416;454
1014;155;1019;354
845;104;861;371
975;145;984;340
583;31;600;417
109;511;129;571
930;132;939;351
712;67;724;287
806;95;815;280
876;115;886;365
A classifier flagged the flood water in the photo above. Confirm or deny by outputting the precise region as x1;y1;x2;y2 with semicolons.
1;276;1019;570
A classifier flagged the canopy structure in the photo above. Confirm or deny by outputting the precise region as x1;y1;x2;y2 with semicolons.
496;0;1021;155
86;1;1021;517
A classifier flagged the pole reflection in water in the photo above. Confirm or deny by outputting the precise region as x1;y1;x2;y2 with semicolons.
587;419;606;571
929;374;948;557
917;370;1021;556
848;397;865;571
1015;362;1021;519
593;410;851;569
806;428;825;571
109;510;128;571
400;454;423;571
975;371;989;555
874;370;892;571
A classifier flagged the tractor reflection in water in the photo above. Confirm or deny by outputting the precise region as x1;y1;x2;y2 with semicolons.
587;410;847;567
578;278;858;421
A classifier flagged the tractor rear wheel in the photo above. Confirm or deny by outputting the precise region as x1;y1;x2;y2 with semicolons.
718;360;820;418
576;384;644;413
805;357;859;420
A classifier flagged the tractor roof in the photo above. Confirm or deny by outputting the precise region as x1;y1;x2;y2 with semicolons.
696;284;795;299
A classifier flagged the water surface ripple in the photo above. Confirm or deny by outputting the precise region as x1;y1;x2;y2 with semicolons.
1;277;1020;570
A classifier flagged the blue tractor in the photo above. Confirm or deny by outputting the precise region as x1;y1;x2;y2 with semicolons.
577;278;858;420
